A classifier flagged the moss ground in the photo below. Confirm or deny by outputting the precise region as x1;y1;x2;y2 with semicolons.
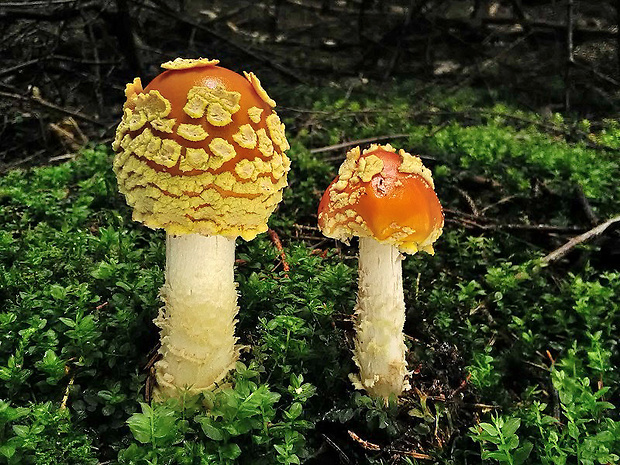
1;82;619;464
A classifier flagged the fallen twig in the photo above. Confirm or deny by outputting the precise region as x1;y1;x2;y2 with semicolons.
444;209;585;234
60;372;75;410
0;90;104;126
268;228;290;278
144;343;161;402
348;430;380;451
141;0;306;83
321;434;352;464
310;134;412;155
448;373;471;399
0;57;47;79
479;194;520;215
542;215;620;264
348;430;432;460
456;188;479;216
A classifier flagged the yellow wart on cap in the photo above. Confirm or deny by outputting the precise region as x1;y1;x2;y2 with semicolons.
177;123;209;142
243;72;276;107
232;124;258;149
161;57;220;69
266;114;290;151
208;138;237;169
248;106;263;124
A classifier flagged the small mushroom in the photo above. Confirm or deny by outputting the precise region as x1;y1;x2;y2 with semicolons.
112;58;290;398
318;144;443;400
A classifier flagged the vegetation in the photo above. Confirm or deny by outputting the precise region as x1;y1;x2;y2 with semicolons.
0;83;619;463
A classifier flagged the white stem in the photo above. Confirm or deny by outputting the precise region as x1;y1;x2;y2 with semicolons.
154;234;239;398
351;237;409;399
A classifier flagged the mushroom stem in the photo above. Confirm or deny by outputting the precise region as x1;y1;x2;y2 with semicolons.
352;237;408;400
154;233;239;398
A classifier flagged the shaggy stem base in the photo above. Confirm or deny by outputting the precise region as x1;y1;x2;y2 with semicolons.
351;237;408;400
154;234;239;398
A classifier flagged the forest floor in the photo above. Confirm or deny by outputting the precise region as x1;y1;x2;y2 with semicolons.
1;1;620;464
1;80;619;463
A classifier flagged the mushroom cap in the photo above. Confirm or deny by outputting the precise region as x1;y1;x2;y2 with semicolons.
112;58;290;240
318;144;443;254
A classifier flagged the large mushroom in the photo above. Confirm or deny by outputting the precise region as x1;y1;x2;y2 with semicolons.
112;58;290;398
318;144;443;400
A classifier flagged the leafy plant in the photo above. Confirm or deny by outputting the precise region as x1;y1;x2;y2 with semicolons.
119;363;314;465
470;415;533;464
1;82;619;463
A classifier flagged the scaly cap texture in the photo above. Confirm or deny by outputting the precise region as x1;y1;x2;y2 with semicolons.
112;58;290;240
318;144;443;254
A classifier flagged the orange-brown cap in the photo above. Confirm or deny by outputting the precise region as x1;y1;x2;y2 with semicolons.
318;144;443;254
112;58;290;240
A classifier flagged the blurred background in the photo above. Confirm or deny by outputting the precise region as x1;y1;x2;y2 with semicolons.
1;0;619;169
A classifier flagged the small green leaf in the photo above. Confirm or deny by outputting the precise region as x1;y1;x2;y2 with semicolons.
479;422;499;436
514;441;533;465
201;421;224;441
286;402;303;420
220;443;241;460
49;284;67;300
12;425;29;437
59;317;76;328
502;417;521;437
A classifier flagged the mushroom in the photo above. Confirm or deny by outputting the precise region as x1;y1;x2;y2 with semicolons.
112;58;291;398
317;144;443;400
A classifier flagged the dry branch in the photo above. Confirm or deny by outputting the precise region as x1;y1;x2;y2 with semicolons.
141;0;306;83
542;215;620;264
310;134;410;154
0;90;104;126
268;228;290;278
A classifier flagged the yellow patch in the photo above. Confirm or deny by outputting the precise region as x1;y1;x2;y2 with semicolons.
127;110;147;131
234;159;255;180
150;118;176;133
126;128;151;157
124;77;143;107
363;143;395;155
329;190;350;210
213;171;236;191
243;71;276;107
154;139;182;167
208;138;237;169
183;85;241;124
112;125;127;151
332;147;361;191
266;113;290;151
135;90;172;120
119;133;132;151
144;136;163;160
252;158;271;177
271;153;287;180
398;149;434;188
357;154;384;182
206;102;232;127
209;86;241;112
183;95;209;119
179;148;210;171
177;123;209;142
232;124;257;149
160;57;220;69
256;129;274;158
248;106;263;124
332;179;348;192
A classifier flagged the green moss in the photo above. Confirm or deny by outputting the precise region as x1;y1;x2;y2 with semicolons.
1;83;619;463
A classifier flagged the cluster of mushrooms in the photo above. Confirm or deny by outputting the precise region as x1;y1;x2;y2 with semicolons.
112;58;444;401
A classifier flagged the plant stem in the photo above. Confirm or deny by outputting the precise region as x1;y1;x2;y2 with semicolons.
154;234;239;398
352;237;408;400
